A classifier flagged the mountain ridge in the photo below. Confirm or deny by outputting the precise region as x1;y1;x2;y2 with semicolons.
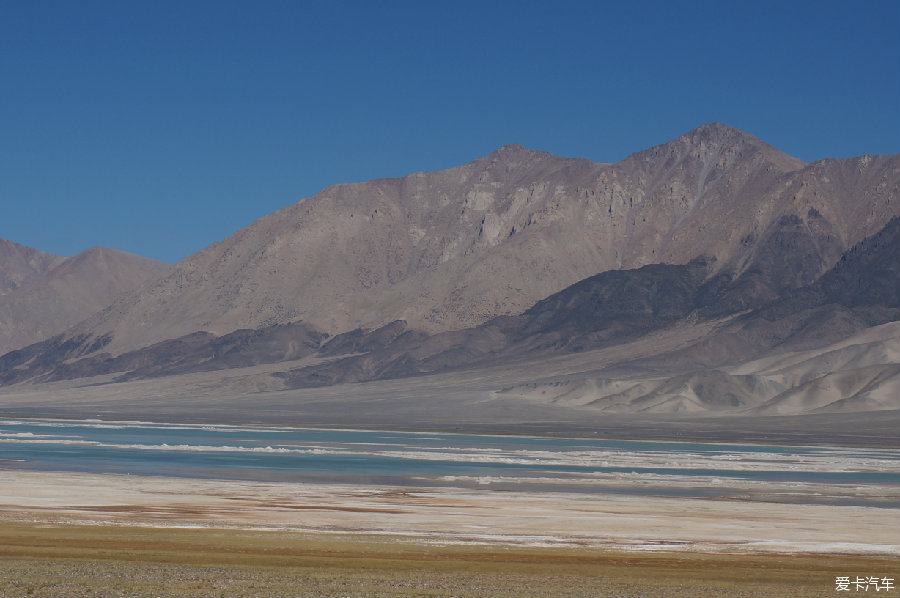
0;242;170;355
0;123;897;423
0;238;65;295
3;216;897;404
40;123;898;359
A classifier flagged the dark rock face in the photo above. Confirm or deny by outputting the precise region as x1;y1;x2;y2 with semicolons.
746;216;900;322
0;323;325;385
0;333;112;385
518;262;707;336
701;212;845;317
318;321;415;357
814;216;900;309
276;262;717;388
674;217;900;365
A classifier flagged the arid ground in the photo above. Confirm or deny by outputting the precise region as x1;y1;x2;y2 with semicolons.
0;468;897;597
1;520;897;598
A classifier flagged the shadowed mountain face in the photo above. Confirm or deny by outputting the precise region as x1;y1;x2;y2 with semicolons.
3;216;896;398
273;217;899;389
0;241;170;354
0;124;898;419
18;322;325;384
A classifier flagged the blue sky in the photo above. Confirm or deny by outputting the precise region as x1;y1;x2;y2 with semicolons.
2;0;898;264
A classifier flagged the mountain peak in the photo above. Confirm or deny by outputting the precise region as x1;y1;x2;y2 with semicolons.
629;122;807;173
0;238;62;295
0;240;171;354
691;121;747;137
482;143;554;162
0;237;58;262
61;246;169;271
682;122;779;151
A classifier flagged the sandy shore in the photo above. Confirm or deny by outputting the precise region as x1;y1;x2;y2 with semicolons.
1;469;896;555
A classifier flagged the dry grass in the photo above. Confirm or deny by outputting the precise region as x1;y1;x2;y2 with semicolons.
1;521;897;597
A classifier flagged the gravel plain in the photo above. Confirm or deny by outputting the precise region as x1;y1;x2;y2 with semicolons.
3;521;895;598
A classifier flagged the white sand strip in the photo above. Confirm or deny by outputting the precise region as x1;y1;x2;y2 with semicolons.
0;469;896;555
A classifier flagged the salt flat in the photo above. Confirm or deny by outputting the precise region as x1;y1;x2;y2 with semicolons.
1;469;896;555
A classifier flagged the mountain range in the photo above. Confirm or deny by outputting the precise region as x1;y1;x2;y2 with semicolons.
0;123;897;429
0;241;169;355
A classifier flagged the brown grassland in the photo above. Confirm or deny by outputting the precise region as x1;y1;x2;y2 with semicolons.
1;521;897;598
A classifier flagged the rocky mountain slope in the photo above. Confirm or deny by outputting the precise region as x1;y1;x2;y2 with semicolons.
42;123;898;358
0;241;170;354
268;216;898;389
492;218;900;416
0;124;897;420
491;322;900;417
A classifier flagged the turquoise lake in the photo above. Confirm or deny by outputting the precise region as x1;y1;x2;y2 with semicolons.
1;418;897;507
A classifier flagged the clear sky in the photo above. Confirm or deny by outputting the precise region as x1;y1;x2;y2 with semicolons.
2;0;898;264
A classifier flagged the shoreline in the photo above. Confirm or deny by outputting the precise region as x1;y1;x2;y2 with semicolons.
2;468;897;556
3;418;897;597
2;367;898;449
3;412;899;450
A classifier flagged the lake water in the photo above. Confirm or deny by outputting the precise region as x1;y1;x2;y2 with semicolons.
1;418;897;507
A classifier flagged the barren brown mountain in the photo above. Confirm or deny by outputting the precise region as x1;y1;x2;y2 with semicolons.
0;241;170;354
52;124;899;356
1;124;898;424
